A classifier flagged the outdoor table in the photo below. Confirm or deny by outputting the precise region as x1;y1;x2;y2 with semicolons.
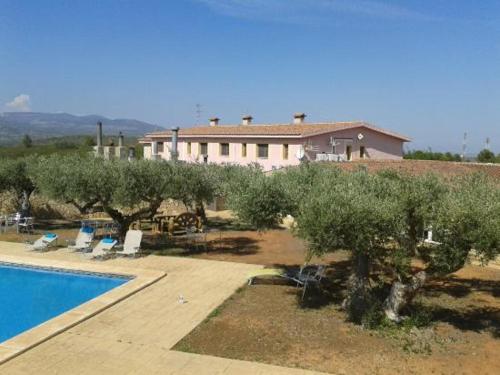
152;214;177;234
81;219;119;235
1;213;21;233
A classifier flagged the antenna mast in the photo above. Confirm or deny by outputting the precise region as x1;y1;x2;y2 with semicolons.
485;137;491;151
461;132;467;161
195;103;202;125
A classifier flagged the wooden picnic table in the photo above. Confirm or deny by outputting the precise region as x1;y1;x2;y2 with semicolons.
151;214;177;234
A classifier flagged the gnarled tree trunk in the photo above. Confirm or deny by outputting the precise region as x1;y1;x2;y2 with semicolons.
383;271;427;322
19;190;32;217
343;253;371;322
195;200;207;224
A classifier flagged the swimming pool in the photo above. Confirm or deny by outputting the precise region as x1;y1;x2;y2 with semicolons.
0;262;130;343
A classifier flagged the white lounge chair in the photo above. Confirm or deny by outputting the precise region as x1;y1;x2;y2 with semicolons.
68;226;95;251
86;237;117;259
27;233;58;251
116;230;143;257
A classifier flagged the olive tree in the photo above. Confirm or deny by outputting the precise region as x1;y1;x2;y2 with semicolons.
382;173;499;322
296;170;400;321
0;157;36;216
30;154;101;215
426;174;500;274
227;164;500;325
33;155;177;239
224;164;291;230
167;163;224;223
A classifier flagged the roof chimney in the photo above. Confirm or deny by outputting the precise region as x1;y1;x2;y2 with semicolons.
241;115;253;126
293;113;306;125
209;117;219;127
118;131;124;147
96;121;103;147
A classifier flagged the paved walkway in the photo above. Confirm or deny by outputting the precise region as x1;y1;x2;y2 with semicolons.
0;241;327;374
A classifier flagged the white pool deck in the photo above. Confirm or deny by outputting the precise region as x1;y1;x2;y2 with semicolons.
0;241;328;375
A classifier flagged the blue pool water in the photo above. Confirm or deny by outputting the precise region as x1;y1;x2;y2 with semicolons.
0;263;129;342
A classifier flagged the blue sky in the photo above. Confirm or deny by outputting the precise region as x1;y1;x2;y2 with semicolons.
1;0;499;153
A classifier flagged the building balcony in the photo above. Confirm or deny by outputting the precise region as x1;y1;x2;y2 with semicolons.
315;153;347;162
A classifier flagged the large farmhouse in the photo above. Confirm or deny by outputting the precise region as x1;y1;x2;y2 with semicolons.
139;114;411;171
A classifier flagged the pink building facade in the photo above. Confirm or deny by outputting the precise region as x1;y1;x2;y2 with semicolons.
140;114;410;171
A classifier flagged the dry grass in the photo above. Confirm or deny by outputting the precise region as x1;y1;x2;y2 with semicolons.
175;263;500;375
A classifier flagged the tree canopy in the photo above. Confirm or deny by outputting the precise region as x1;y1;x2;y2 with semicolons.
0;157;37;215
31;155;222;238
225;164;500;324
21;134;33;148
32;155;178;238
404;149;461;162
476;149;496;163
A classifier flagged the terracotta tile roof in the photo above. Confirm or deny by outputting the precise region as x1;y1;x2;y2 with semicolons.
142;121;411;142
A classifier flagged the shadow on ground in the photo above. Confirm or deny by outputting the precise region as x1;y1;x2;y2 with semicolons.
420;276;500;337
147;236;260;257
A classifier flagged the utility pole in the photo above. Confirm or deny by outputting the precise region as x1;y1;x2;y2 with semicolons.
485;137;491;151
461;132;467;161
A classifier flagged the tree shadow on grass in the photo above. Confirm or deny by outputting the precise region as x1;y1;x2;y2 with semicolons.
206;236;260;256
423;276;500;299
429;305;500;338
147;236;260;257
418;275;500;337
206;217;256;232
270;260;352;310
207;217;287;233
287;262;500;338
35;219;80;231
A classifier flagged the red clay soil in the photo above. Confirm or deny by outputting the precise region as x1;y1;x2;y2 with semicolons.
171;229;346;266
336;159;500;180
175;262;500;375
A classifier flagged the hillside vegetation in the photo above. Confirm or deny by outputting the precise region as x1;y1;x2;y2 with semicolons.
0;135;143;159
0;111;161;145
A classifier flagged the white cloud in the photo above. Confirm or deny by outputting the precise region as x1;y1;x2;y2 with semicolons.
5;94;31;112
194;0;435;24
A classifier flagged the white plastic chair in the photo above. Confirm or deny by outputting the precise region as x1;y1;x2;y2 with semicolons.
68;226;95;251
86;237;117;259
116;230;143;257
27;233;58;251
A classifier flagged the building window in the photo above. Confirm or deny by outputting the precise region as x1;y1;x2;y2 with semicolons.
220;143;229;156
360;146;366;159
187;142;191;155
283;144;289;160
157;142;164;153
257;144;268;158
242;143;247;157
199;143;208;155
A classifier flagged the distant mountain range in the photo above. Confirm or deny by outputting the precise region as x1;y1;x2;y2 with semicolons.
0;112;163;145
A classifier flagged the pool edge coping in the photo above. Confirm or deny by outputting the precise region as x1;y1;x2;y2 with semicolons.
0;254;166;365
